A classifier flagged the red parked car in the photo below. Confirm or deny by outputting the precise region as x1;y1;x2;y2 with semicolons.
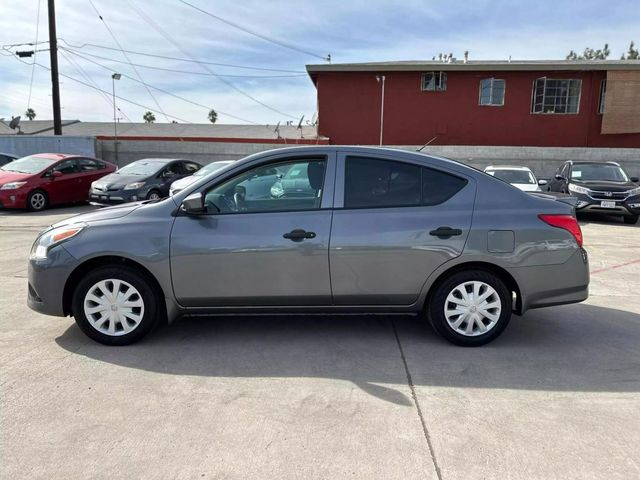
0;153;116;211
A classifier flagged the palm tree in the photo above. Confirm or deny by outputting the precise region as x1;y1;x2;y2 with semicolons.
25;108;36;120
143;111;156;123
208;109;218;124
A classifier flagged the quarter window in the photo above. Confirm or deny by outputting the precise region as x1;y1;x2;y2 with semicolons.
531;78;581;114
479;78;505;106
422;72;447;91
204;158;326;214
344;157;467;209
183;162;201;173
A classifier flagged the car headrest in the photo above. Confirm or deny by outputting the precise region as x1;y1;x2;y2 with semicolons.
307;161;324;190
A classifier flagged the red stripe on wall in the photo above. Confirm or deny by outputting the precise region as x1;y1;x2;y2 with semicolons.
95;135;330;145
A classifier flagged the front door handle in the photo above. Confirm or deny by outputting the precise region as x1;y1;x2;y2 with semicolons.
429;226;462;238
283;229;316;241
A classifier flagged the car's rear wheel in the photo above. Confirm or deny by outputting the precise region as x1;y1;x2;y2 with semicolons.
427;270;512;347
72;265;159;345
27;189;48;212
623;215;639;225
147;189;161;201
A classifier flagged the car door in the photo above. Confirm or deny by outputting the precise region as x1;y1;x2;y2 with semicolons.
76;158;108;200
170;153;336;307
44;159;83;204
550;163;569;192
156;162;183;196
329;152;475;305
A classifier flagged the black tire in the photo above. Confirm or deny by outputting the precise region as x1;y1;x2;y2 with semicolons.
72;265;160;345
623;215;639;225
146;189;162;201
427;270;512;347
26;189;49;212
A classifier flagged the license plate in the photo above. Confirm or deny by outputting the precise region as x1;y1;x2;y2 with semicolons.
600;201;616;208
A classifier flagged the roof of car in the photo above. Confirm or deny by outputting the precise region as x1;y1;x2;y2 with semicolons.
485;165;532;171
131;158;186;164
570;160;620;165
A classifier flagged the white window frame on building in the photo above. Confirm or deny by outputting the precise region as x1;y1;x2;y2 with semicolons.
531;77;582;114
479;78;506;106
598;79;607;114
421;72;447;91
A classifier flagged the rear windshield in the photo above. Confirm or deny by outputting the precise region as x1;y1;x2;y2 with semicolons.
116;161;163;176
571;164;629;182
488;169;535;184
195;161;232;177
0;155;57;174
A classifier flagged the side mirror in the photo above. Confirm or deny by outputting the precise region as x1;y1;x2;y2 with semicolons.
180;192;206;215
538;179;548;186
554;174;565;181
631;176;639;183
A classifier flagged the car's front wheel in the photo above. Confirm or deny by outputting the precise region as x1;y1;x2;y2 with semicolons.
427;270;512;347
27;189;48;212
72;265;160;345
147;189;161;201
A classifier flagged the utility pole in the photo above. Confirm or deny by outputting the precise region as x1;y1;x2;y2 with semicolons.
47;0;62;135
112;73;121;165
376;75;385;146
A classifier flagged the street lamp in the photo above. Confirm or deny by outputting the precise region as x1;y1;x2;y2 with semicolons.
111;73;121;165
376;75;385;146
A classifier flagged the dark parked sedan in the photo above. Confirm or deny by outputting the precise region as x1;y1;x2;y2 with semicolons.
89;158;202;205
548;161;640;224
28;146;589;347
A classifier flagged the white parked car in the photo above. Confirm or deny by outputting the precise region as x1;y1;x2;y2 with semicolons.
484;165;547;192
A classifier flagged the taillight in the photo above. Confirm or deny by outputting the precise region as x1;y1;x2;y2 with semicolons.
538;214;583;247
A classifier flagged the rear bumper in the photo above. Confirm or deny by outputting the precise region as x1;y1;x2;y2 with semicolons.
510;248;590;313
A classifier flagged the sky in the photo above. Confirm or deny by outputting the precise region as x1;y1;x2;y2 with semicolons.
0;0;638;125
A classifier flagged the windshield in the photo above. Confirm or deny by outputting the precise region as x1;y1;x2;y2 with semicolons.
571;164;630;182
195;161;232;177
488;169;536;184
0;155;57;174
116;161;163;176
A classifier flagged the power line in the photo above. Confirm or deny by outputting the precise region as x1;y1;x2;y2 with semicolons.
57;38;306;73
59;48;132;122
26;0;42;111
127;0;298;120
88;0;170;122
62;48;259;124
60;47;308;78
178;0;330;61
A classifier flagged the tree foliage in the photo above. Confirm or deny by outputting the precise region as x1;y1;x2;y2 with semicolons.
566;43;610;60
208;109;218;124
25;108;36;120
621;41;639;60
143;111;156;123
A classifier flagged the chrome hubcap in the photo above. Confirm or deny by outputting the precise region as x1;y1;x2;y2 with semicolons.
83;279;144;336
31;193;45;209
444;281;501;337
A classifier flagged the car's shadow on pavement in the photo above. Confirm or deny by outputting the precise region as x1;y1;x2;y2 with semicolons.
55;303;640;405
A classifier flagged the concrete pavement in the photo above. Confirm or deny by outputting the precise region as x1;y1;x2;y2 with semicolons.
1;205;639;479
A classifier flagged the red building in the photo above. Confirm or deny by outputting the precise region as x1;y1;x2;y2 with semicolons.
306;60;640;148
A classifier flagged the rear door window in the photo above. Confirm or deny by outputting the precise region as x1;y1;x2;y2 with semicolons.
79;158;105;171
344;156;466;208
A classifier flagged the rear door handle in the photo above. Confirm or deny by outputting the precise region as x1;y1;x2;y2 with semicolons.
429;226;462;238
283;229;316;241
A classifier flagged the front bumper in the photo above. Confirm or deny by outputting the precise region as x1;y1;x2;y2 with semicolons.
573;193;640;217
0;188;28;209
89;189;142;206
27;245;78;317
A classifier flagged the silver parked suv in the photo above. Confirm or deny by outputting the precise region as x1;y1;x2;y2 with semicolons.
27;147;589;347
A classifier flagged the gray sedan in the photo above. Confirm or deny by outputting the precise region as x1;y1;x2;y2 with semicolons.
27;147;589;347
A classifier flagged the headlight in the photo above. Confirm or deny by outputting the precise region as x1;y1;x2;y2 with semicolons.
30;224;86;260
270;183;284;198
124;182;144;190
568;184;591;195
626;186;640;197
0;181;27;190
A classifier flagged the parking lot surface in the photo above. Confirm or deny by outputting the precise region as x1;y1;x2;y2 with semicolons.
1;205;639;479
